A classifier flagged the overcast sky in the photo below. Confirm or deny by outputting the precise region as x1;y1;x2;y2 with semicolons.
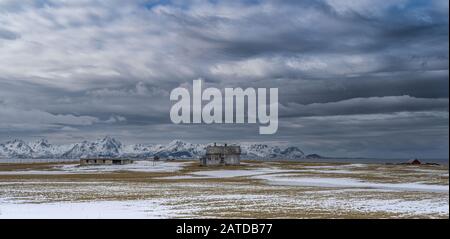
0;0;448;159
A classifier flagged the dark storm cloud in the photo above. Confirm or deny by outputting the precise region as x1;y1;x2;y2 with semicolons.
278;70;449;105
0;0;448;158
0;28;20;40
175;0;448;60
278;111;449;158
280;96;449;117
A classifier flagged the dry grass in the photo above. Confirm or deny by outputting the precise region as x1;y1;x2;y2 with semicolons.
0;160;448;219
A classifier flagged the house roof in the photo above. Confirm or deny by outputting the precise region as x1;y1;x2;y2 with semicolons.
206;145;241;155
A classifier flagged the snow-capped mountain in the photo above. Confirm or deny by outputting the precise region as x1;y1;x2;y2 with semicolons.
241;144;305;159
0;137;308;160
0;139;34;158
62;136;122;159
29;139;73;158
122;143;156;158
153;140;205;158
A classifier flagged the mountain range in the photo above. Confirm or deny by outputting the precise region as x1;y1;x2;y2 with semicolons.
0;136;315;160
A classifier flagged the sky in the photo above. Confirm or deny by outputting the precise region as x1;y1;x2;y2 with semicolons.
0;0;448;159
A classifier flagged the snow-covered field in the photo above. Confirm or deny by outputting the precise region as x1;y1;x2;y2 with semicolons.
0;161;448;218
0;198;182;219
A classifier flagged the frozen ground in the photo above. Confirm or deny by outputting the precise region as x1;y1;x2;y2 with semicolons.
189;168;295;178
0;161;187;175
0;161;448;218
252;174;448;192
0;198;170;219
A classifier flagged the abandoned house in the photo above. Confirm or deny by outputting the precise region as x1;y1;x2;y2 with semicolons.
200;143;241;166
80;158;133;166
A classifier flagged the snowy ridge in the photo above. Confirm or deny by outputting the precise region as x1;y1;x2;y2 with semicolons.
0;137;307;160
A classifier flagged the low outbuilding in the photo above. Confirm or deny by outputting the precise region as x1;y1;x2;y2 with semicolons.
80;158;133;166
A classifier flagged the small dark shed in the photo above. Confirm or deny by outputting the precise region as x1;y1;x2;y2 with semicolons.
408;159;422;165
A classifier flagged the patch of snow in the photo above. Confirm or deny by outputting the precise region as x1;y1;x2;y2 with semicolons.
158;175;202;180
190;168;293;178
302;164;367;170
0;170;76;175
298;169;359;174
346;164;366;168
0;199;187;219
348;198;449;215
253;174;449;193
412;168;448;174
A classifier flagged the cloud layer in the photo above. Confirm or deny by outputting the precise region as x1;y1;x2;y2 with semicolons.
0;0;448;158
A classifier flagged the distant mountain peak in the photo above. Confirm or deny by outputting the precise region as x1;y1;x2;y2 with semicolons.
32;138;50;147
305;154;324;159
1;139;34;158
7;139;27;145
168;139;187;145
100;135;117;141
98;136;122;147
